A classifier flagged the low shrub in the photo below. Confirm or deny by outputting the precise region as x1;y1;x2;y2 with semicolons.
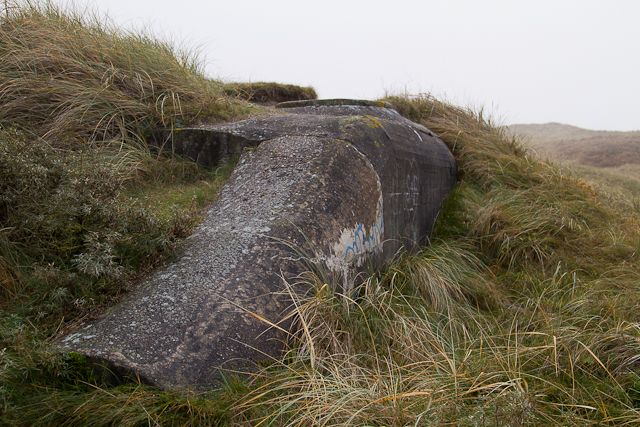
223;81;317;104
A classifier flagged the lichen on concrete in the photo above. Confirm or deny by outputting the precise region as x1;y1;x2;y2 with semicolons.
60;99;457;390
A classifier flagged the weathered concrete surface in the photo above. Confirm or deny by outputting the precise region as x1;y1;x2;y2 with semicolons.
170;99;456;256
61;99;456;390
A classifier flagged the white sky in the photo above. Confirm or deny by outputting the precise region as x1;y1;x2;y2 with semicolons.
58;0;639;130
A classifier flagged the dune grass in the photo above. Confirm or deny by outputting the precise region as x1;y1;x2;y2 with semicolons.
1;2;640;425
0;4;243;424
0;0;244;316
0;0;252;145
4;89;640;425
217;96;640;425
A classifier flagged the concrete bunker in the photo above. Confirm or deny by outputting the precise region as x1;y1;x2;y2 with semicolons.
60;99;457;389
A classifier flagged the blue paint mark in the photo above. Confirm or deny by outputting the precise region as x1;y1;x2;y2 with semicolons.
343;216;384;260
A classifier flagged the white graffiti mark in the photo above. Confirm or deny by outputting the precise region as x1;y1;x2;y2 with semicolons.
405;174;420;212
340;197;384;264
325;195;384;273
317;144;385;294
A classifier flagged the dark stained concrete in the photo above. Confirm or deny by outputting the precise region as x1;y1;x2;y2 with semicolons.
61;99;456;390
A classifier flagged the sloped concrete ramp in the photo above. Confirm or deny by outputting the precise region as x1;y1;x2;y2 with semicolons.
61;99;456;389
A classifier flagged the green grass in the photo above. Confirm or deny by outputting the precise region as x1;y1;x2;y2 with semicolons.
0;4;244;424
125;159;236;224
1;3;640;425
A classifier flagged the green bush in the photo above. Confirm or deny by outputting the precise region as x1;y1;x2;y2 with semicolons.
223;81;318;104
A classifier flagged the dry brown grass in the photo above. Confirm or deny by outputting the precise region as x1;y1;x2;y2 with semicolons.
3;92;640;426
509;123;640;168
0;0;252;145
1;9;640;420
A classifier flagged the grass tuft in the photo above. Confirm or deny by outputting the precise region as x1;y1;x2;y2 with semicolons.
0;0;252;145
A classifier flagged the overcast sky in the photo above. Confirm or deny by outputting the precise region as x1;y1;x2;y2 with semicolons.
58;0;639;130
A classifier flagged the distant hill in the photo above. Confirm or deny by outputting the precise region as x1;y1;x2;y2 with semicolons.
509;122;640;199
508;122;640;168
